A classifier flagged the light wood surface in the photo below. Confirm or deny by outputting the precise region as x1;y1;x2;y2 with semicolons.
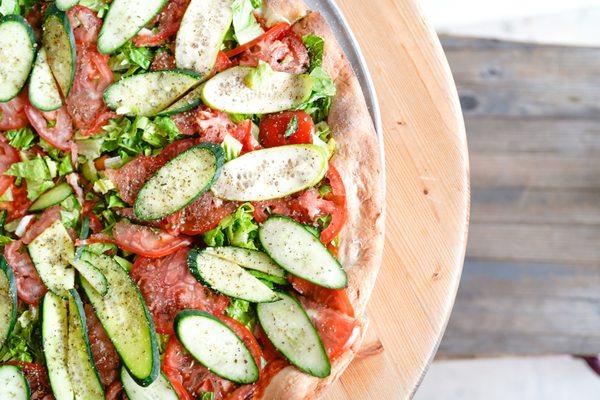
438;36;600;357
321;1;470;398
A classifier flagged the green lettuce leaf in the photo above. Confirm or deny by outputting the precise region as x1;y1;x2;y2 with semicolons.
232;0;264;45
203;203;259;249
295;67;336;123
78;0;110;17
0;307;43;363
302;34;325;70
225;298;256;331
5;127;35;150
222;134;243;162
244;60;274;89
109;41;154;76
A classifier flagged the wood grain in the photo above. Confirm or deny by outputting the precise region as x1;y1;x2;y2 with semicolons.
438;36;600;357
319;1;469;399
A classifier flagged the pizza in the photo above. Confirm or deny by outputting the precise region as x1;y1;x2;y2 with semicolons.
0;0;384;399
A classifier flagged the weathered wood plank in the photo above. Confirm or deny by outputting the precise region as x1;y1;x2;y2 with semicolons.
438;259;600;357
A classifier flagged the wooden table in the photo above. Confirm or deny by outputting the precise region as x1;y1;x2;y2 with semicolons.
322;1;470;398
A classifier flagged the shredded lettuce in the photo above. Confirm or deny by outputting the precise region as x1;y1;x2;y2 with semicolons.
4;157;59;201
244;60;274;89
93;178;115;194
222;134;243;162
60;195;81;229
0;307;43;363
312;121;335;158
109;41;154;77
296;67;336;123
78;0;110;17
225;298;256;331
200;392;215;400
203;203;259;249
5;127;35;150
302;35;325;70
77;137;105;161
232;0;264;45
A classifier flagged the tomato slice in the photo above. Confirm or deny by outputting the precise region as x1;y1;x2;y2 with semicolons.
288;275;354;317
214;51;234;73
258;110;314;147
227;359;288;400
24;105;74;151
112;221;193;258
219;315;263;370
162;336;236;399
0;183;32;222
239;29;309;74
0;137;19;196
133;0;190;47
225;22;290;58
131;248;229;334
68;6;102;45
3;240;47;305
105;155;164;205
0;91;29;131
171;110;197;136
5;361;53;400
84;303;120;387
320;165;347;244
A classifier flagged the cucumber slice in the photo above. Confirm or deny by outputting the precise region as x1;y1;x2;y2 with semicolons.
0;365;30;400
188;248;278;303
204;246;286;280
42;7;76;96
104;70;200;116
29;48;63;111
27;220;75;296
202;66;313;114
71;257;108;296
175;0;232;76
80;252;159;386
66;290;105;400
121;367;179;400
259;216;347;289
157;84;203;116
211;144;328;201
0;15;36;102
134;144;224;221
0;0;18;15
55;0;78;11
174;310;259;384
29;182;73;211
98;0;168;54
256;292;330;378
41;292;75;400
0;255;17;349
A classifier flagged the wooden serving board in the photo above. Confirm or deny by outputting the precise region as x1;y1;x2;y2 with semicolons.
322;0;470;398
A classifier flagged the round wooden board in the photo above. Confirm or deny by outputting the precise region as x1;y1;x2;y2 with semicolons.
322;0;469;398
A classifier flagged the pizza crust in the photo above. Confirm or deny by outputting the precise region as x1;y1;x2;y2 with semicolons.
260;3;386;399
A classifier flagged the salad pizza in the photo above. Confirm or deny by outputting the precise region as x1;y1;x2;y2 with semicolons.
0;0;384;399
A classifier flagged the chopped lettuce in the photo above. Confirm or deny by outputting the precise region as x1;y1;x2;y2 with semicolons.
77;137;105;161
222;134;243;161
302;34;325;70
0;307;43;363
312;121;335;158
78;0;110;17
109;41;155;77
5;127;35;150
232;0;264;44
225;298;256;331
5;157;54;181
25;180;55;201
93;178;115;194
200;392;215;400
0;0;39;16
203;203;259;249
295;67;336;123
60;195;81;229
244;61;274;89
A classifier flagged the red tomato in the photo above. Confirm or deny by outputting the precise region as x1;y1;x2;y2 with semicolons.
21;206;62;245
227;359;288;400
5;361;53;400
162;336;236;400
157;138;200;161
253;189;334;225
0;137;19;196
196;106;260;152
150;50;176;71
171;110;197;135
0;91;29;131
68;6;102;45
214;51;234;73
105;155;164;205
0;183;32;222
84;303;120;387
133;0;190;47
238;28;309;74
226;22;290;58
299;296;359;362
3;241;47;305
258;110;314;147
158;191;238;236
112;221;193;258
66;46;116;136
220;315;263;369
130;248;229;334
288;275;354;317
24;105;74;151
319;165;347;244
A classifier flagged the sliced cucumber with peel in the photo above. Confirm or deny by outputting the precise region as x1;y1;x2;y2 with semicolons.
259;216;347;289
55;0;78;11
0;255;17;350
98;0;168;54
28;220;75;297
175;0;232;76
257;292;331;378
41;292;75;400
29;182;73;211
157;84;204;116
188;248;279;303
175;310;259;384
212;144;328;201
71;256;108;296
202;66;313;114
29;48;63;111
0;15;36;102
104;70;200;116
80;252;159;386
42;7;76;96
67;290;105;399
121;367;179;400
134;143;224;221
204;246;286;281
0;365;30;400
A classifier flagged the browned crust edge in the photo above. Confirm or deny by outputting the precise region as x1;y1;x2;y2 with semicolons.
260;1;386;399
